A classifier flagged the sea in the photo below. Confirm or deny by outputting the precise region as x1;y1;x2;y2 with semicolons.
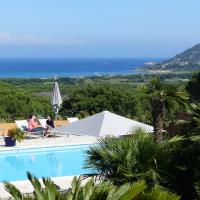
0;58;164;78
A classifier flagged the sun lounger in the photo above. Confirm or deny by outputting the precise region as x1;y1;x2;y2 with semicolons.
15;120;45;139
38;118;47;128
0;128;5;141
67;117;79;123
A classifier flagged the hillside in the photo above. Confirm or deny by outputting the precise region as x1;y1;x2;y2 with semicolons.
0;82;53;122
151;44;200;70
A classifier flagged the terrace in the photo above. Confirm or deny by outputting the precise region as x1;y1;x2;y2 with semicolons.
0;132;97;199
0;119;97;199
0;111;154;199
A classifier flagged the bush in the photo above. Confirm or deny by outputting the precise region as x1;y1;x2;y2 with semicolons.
9;128;25;142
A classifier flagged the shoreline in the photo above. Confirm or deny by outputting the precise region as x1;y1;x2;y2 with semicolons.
0;70;144;79
0;57;165;79
0;69;196;80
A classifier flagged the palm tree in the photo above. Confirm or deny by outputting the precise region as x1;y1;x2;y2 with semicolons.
85;129;175;186
4;172;180;200
85;129;200;199
178;103;200;135
145;77;187;142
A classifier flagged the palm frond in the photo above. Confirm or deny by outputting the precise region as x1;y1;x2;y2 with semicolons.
144;185;180;200
177;103;200;134
167;136;185;144
85;131;172;186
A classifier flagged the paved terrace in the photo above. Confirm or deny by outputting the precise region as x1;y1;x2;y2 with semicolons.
0;134;97;150
0;135;98;199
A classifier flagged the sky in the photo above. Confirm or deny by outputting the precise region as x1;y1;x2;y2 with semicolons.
0;0;199;58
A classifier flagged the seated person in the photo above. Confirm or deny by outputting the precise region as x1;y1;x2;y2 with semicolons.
28;115;44;132
46;115;55;128
45;115;55;136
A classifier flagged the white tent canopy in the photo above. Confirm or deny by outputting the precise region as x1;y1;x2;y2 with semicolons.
52;111;153;137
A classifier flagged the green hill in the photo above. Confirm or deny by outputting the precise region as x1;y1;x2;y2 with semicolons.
152;44;200;70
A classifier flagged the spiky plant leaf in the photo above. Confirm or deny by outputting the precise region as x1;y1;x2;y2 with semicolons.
3;182;23;200
27;172;44;200
111;181;146;200
42;177;58;200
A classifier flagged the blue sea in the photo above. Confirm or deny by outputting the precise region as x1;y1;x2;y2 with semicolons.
0;58;164;78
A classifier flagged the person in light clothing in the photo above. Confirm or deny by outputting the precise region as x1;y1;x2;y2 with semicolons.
28;115;44;132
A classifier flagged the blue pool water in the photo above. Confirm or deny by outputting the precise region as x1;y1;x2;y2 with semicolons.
0;144;93;182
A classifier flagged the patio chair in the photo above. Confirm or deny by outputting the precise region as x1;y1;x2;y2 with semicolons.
15;120;45;139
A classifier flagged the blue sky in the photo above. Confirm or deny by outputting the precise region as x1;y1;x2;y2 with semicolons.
0;0;199;58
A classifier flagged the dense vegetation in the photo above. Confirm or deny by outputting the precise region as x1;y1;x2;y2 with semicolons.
0;82;53;122
2;71;200;199
1;72;193;88
0;72;191;123
60;80;187;131
60;84;152;122
186;71;200;101
85;129;200;200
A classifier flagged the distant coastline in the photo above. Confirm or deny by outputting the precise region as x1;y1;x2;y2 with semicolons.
0;58;165;78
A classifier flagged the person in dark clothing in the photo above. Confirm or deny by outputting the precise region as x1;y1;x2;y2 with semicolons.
46;115;55;128
45;115;55;136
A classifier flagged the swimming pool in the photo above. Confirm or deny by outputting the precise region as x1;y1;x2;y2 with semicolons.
0;144;94;182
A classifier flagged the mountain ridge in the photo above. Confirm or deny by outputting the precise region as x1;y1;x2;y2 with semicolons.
151;44;200;70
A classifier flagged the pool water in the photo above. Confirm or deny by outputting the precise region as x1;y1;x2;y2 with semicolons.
0;144;93;182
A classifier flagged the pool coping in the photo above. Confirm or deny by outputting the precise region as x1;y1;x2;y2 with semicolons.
0;142;96;154
0;142;97;155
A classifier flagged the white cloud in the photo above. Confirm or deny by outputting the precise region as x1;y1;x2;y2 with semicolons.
0;32;48;45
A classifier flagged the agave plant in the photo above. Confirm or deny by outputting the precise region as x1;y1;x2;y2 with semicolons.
4;172;61;200
4;172;180;200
